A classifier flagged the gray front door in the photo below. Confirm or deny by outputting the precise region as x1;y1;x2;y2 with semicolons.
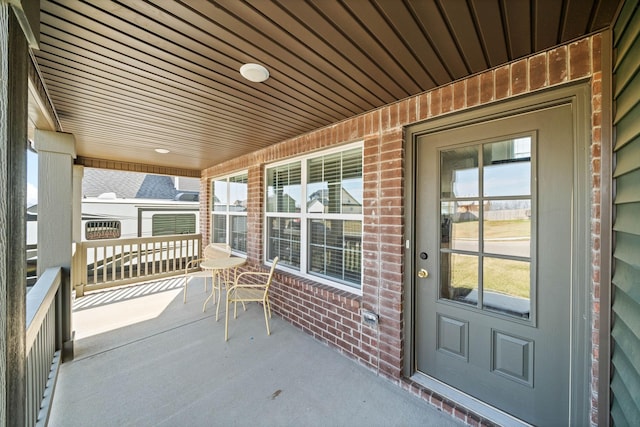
415;103;578;425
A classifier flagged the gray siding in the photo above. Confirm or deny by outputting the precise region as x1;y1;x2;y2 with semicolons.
612;1;640;425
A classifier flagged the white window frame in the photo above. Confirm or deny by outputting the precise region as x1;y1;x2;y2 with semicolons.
264;142;363;295
210;171;248;256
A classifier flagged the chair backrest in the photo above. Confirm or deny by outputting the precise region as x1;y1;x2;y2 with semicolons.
203;243;231;260
264;257;279;290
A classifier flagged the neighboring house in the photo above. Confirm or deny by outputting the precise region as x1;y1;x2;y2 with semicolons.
306;188;362;214
82;169;199;201
80;170;201;239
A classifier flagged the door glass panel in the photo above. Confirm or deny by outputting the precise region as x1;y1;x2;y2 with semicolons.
483;257;530;318
438;136;534;320
441;146;479;198
440;253;478;306
483;200;531;257
483;138;531;197
441;202;479;251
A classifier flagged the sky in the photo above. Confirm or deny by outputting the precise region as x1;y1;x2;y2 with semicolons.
27;150;38;207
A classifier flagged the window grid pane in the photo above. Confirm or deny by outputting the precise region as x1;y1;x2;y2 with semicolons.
308;219;361;286
231;216;247;253
267;163;302;213
267;217;300;269
212;179;228;212
212;214;226;243
229;174;248;212
211;173;248;254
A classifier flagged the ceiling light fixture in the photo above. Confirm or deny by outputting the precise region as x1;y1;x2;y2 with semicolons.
155;148;170;154
240;63;269;83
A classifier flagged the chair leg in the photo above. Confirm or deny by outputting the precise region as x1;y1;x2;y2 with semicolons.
265;297;271;318
263;303;271;336
212;273;217;305
183;276;188;303
215;278;222;322
225;295;230;341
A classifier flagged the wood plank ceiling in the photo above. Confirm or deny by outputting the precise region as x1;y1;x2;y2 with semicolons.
33;0;621;171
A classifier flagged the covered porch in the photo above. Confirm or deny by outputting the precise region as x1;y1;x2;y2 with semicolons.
2;1;639;426
49;276;462;427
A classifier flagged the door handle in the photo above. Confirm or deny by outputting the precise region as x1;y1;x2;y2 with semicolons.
417;269;429;279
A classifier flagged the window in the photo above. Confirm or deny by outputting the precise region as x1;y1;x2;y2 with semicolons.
439;136;533;319
265;144;363;291
152;214;196;236
85;220;121;240
211;172;248;253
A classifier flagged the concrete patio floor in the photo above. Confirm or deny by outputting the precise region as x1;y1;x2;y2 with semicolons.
49;277;464;427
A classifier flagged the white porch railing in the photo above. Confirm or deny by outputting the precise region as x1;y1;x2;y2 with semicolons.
72;234;202;297
26;267;62;427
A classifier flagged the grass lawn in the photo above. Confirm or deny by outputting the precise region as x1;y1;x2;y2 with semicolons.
446;253;530;299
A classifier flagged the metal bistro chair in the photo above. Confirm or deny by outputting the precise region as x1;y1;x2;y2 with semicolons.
225;257;279;341
183;243;231;303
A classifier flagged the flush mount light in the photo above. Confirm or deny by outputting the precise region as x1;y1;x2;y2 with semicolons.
240;63;269;83
155;148;170;154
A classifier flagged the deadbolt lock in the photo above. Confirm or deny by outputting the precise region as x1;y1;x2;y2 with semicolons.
417;269;429;279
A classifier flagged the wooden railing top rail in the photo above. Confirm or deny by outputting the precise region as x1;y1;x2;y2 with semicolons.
79;233;202;248
26;267;61;353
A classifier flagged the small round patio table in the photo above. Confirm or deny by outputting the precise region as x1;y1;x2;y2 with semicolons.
200;257;247;320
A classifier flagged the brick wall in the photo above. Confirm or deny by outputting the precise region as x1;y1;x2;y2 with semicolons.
202;33;605;425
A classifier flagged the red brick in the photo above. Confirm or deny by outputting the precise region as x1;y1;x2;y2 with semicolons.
592;33;602;72
495;65;510;99
407;97;417;123
549;46;568;85
363;113;373;136
466;75;480;107
480;71;494;103
511;59;528;95
380;106;391;130
441;84;454;113
389;102;399;127
453;80;466;110
381;129;403;144
430;88;442;116
569;38;591;79
418;93;429;120
399;99;410;125
442;401;454;415
593;101;602;125
372;109;382;133
379;359;401;378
